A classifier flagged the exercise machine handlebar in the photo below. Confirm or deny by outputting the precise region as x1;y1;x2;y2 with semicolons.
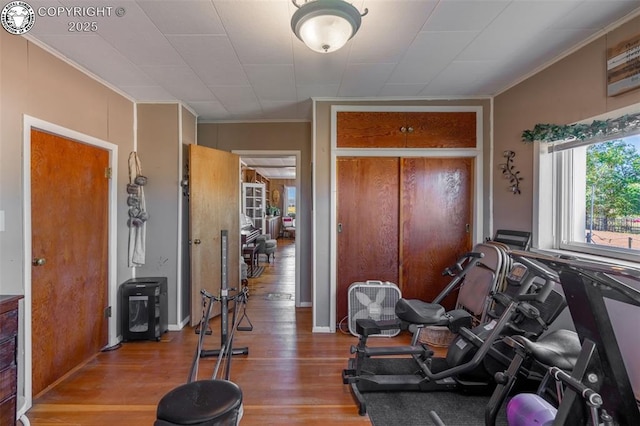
421;259;559;381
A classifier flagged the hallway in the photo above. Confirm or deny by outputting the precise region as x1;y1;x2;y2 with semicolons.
25;238;399;425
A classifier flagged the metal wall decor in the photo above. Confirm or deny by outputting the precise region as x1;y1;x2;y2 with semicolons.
499;150;523;194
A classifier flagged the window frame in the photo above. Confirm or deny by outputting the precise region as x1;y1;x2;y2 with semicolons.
533;111;640;264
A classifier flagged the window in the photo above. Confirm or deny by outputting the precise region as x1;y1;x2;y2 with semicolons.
285;186;296;216
537;132;640;262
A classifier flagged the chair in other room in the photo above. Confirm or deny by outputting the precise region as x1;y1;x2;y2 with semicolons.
256;234;277;263
282;216;295;239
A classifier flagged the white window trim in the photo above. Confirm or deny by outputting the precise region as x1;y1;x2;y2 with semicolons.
533;108;640;266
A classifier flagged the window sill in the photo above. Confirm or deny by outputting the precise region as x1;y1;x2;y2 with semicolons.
532;247;640;270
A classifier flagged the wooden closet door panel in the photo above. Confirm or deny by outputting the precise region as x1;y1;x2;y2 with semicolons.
337;112;406;148
406;112;476;148
400;157;473;307
337;157;400;323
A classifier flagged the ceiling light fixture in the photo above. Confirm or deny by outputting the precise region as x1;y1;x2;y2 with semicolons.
291;0;368;54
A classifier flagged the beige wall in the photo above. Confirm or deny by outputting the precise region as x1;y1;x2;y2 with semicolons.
493;16;640;234
136;104;185;324
198;122;313;304
313;99;492;329
0;32;135;297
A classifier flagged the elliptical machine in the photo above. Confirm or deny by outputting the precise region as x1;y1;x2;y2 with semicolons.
155;230;253;426
343;252;568;415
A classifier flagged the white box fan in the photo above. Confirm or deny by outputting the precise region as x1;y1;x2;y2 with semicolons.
348;280;402;337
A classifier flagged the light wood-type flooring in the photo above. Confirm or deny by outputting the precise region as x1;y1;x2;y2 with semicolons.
25;238;413;425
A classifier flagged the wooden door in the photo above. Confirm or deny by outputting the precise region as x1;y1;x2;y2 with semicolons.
405;112;476;148
189;145;240;325
336;157;400;322
400;157;473;307
336;112;406;148
337;111;477;149
31;129;109;397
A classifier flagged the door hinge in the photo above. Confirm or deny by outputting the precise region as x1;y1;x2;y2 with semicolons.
104;306;112;318
105;167;112;179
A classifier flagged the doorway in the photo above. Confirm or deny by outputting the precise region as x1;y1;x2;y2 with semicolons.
22;116;118;410
233;150;301;307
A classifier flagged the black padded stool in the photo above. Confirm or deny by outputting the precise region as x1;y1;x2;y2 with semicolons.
155;380;243;426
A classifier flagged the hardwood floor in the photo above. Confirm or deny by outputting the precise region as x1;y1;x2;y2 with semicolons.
25;238;411;425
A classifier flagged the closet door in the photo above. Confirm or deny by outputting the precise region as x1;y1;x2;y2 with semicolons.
400;157;473;307
336;157;400;323
336;112;406;148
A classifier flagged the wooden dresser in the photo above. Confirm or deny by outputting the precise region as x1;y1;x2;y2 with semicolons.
0;295;22;425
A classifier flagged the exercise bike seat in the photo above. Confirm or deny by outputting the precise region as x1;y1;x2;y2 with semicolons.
395;299;446;324
395;299;473;332
511;329;581;371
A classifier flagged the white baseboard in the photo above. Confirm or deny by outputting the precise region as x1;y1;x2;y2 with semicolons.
312;326;333;333
169;315;191;331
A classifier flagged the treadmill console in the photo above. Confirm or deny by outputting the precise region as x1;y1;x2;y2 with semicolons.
506;263;528;285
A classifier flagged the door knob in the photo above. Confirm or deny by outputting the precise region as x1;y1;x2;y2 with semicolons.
193;239;201;245
32;258;46;266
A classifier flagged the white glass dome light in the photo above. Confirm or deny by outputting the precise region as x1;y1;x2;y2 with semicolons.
291;0;368;54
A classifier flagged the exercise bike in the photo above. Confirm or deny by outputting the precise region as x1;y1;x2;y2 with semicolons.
480;251;640;426
342;252;568;416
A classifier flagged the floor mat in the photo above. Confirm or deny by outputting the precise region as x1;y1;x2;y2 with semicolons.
249;266;265;278
356;358;507;425
265;292;292;300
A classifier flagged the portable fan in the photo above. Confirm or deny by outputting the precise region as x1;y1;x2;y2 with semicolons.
348;280;401;337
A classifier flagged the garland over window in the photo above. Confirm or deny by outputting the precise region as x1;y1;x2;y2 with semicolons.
522;112;640;143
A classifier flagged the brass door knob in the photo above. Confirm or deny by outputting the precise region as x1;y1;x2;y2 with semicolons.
33;258;46;266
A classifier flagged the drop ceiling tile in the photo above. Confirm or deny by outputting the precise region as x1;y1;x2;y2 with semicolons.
188;101;231;121
244;65;297;101
457;0;582;62
348;0;438;63
292;43;349;85
166;35;249;86
296;84;340;101
91;2;187;67
138;0;225;35
139;65;213;102
422;0;510;32
260;100;304;120
35;34;155;86
119;85;177;102
551;0;640;30
420;60;499;96
503;28;596;78
20;0;640;121
214;0;292;65
378;83;427;96
338;63;396;97
388;31;478;84
209;85;263;116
